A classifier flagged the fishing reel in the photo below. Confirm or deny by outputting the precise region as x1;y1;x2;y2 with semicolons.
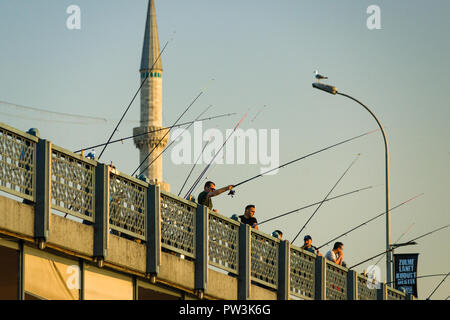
228;189;235;197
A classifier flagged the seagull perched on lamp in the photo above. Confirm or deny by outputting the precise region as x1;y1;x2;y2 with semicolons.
314;70;328;82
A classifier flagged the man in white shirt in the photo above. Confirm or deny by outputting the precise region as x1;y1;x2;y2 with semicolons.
325;242;344;266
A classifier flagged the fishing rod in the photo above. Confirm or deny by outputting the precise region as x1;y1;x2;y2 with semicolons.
189;149;221;197
132;79;215;177
373;222;415;267
184;111;248;199
98;37;172;160
0;100;109;122
316;193;424;250
185;104;268;199
259;185;376;225
251;105;267;122
189;106;266;197
291;155;360;244
227;129;378;197
426;272;450;300
177;131;215;197
349;224;450;270
73;112;235;154
138;105;213;176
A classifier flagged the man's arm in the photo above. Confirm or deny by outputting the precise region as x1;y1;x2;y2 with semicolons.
207;185;234;198
335;253;343;265
315;248;323;257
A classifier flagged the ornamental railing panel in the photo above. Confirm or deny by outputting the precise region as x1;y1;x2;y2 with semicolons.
51;145;96;222
357;274;378;300
251;229;279;289
160;191;196;258
290;245;316;299
387;286;406;300
325;260;348;300
109;171;146;240
208;212;239;274
0;123;37;201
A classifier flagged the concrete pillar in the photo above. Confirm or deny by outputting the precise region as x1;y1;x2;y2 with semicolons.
35;139;51;247
195;204;208;294
93;163;109;262
238;224;251;300
347;270;358;300
146;184;161;277
377;282;387;300
277;240;290;300
315;256;326;300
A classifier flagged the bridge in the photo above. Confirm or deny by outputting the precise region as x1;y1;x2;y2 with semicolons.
0;122;414;300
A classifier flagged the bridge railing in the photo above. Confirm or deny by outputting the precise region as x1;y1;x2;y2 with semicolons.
109;169;147;240
386;285;407;300
250;229;279;289
289;245;316;300
160;190;196;259
0;123;38;202
208;211;239;275
0;123;420;300
51;145;96;222
357;273;378;300
325;260;348;300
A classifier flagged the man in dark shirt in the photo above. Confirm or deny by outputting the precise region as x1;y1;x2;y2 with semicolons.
197;181;233;213
239;204;258;230
301;235;322;256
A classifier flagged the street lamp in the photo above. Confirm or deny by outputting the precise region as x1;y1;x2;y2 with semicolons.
312;82;393;286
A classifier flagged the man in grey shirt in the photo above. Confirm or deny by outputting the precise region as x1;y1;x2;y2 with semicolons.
325;242;344;266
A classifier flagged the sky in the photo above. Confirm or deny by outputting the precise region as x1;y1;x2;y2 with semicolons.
0;0;449;300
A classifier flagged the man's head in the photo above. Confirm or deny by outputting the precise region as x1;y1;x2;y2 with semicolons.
303;235;312;246
333;242;343;254
204;181;216;192
244;204;255;217
272;230;283;239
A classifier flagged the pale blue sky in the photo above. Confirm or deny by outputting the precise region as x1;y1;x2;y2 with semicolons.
0;0;449;299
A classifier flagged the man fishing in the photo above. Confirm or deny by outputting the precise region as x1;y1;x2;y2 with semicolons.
197;181;234;213
325;242;345;266
238;204;259;230
301;235;322;256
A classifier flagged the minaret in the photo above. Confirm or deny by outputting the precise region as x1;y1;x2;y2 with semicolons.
133;0;170;191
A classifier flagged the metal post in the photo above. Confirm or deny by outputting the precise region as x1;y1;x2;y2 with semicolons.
313;83;393;285
93;163;109;262
146;184;161;277
195;204;208;294
133;276;139;300
315;256;326;300
238;224;251;300
35;139;51;247
17;240;25;300
336;92;391;286
79;259;85;300
277;240;290;300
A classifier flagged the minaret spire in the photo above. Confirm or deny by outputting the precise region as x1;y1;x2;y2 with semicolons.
133;0;169;191
140;0;162;72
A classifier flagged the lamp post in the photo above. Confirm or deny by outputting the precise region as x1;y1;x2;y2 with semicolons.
312;82;393;286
